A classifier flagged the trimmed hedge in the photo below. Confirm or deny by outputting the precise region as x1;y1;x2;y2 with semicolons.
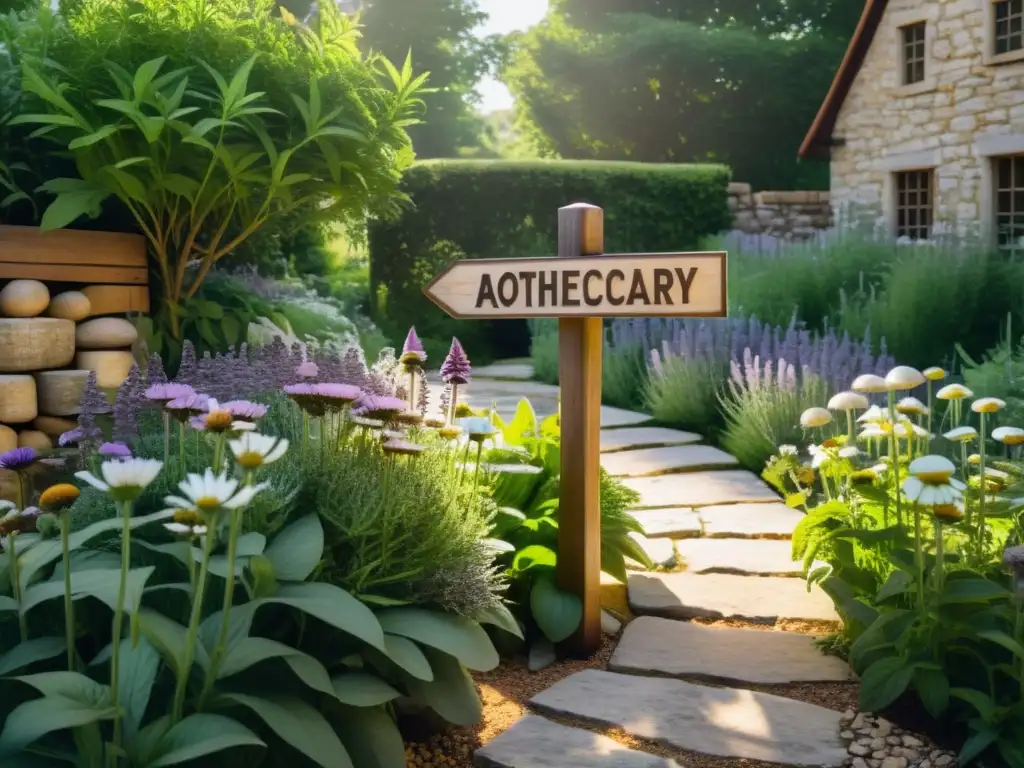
368;159;732;360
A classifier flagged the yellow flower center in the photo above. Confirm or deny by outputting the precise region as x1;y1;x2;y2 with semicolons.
976;402;1002;413
173;508;205;526
917;470;953;485
194;496;222;511
1004;435;1024;446
821;439;839;449
796;467;815;485
896;405;921;415
439;426;462;440
205;410;234;431
237;451;265;470
933;504;963;522
40;483;81;510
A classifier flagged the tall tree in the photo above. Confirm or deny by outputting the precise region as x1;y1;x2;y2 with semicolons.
503;0;859;189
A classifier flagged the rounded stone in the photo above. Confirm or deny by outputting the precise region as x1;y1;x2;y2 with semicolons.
33;415;78;439
0;375;37;423
0;279;50;318
0;318;76;372
75;317;138;350
18;430;52;451
35;370;89;416
47;291;92;322
76;350;134;388
0;424;16;453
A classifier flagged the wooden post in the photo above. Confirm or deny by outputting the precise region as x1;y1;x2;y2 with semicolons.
556;203;604;657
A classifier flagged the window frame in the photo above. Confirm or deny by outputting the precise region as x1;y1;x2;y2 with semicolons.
890;8;937;96
900;21;928;85
893;169;935;242
994;154;1024;253
986;0;1024;66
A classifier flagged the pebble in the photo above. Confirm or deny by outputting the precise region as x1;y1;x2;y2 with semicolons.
839;710;958;768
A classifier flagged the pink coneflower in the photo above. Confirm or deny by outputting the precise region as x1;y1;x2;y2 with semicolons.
284;383;325;416
314;383;363;411
220;400;269;422
295;361;319;379
145;383;196;406
352;395;406;422
165;393;211;423
190;399;253;433
0;448;38;472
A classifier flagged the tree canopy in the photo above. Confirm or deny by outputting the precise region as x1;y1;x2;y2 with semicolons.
503;0;860;189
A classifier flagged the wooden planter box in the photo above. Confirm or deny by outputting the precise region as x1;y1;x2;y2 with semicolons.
0;225;150;313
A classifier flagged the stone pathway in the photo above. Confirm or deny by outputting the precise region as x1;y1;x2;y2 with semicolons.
468;363;851;768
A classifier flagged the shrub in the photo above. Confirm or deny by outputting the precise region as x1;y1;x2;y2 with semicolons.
369;158;732;360
528;319;559;385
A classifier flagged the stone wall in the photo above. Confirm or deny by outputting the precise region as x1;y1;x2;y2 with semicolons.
830;0;1024;236
727;182;833;240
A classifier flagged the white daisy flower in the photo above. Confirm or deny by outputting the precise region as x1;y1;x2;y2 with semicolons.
936;383;973;400
992;426;1024;445
972;397;1006;414
75;459;164;502
229;433;289;470
809;444;832;469
164;469;267;515
943;426;978;443
923;367;947;381
778;445;798;456
902;455;966;506
852;374;888;393
164;522;208;537
828;391;869;411
800;407;832;428
896;396;928;416
859;424;887;440
857;404;886;424
839;446;861;459
885;366;926;391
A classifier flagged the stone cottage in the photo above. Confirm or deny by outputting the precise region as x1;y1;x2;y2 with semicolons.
799;0;1024;246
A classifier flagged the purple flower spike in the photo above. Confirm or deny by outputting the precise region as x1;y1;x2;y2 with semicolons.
315;383;363;404
0;447;38;471
401;327;427;365
220;400;269;421
145;383;196;405
99;442;132;458
352;394;407;421
440;338;471;385
295;361;319;379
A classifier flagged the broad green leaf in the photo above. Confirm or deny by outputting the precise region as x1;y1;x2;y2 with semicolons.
249;582;385;651
356;594;410;607
331;704;405;768
214;693;351;768
941;578;1009;604
281;653;335;698
512;544;557;572
530;574;582;644
912;666;949;718
950;687;997;720
502;398;538;445
19;509;174;585
380;634;432;681
0;637;66;675
22;566;154;615
219;636;311;679
8;113;80;127
960;728;1000;765
40;192;105;230
0;595;18;611
264;514;323;581
977;629;1024;660
376;608;499;671
475;602;525;640
132;715;171;766
137;608;208;676
0;696;116;755
331;672;401;707
199;608;253;657
404;647;482;725
115;637;160;742
875;570;913;603
148;713;263;767
132;56;168;101
14;672;109;706
859;656;914;712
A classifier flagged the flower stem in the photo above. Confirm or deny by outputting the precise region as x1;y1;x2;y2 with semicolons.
846;410;854;445
448;384;459;424
979;411;989;561
163;411;171;464
178;422;186;477
212;433;226;474
933;521;945;599
199;510;242;706
472;441;484;491
60;515;74;670
888;389;903;527
926;380;934;453
109;500;134;760
8;533;27;643
172;530;215;724
913;502;926;617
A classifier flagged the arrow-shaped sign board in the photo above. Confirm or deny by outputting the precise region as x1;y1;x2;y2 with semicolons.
423;252;727;319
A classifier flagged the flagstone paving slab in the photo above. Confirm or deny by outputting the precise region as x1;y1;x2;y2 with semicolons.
597;405;654;428
699;503;804;540
472;362;535;381
610;616;854;685
629;508;703;539
674;539;802;576
474;715;683;768
530;669;848;767
623;470;779;509
628;572;839;622
627;533;676;569
600;426;703;453
602;445;739;477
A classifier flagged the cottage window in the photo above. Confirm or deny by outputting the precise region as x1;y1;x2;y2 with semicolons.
894;171;933;240
900;22;927;85
995;0;1024;55
995;155;1024;252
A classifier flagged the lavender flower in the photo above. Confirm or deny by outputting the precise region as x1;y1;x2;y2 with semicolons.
295;361;319;379
0;447;38;471
176;341;199;386
58;427;101;448
77;371;109;446
440;338;471;385
340;346;368;387
99;442;132;458
146;353;168;387
417;371;430;414
165;393;211;422
401;327;427;366
113;363;143;443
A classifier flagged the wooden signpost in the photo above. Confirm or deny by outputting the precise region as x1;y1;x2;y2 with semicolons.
424;203;728;656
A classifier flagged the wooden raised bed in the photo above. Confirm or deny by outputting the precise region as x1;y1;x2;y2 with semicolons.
0;225;150;313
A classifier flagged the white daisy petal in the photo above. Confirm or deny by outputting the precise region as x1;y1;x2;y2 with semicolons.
75;471;110;492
